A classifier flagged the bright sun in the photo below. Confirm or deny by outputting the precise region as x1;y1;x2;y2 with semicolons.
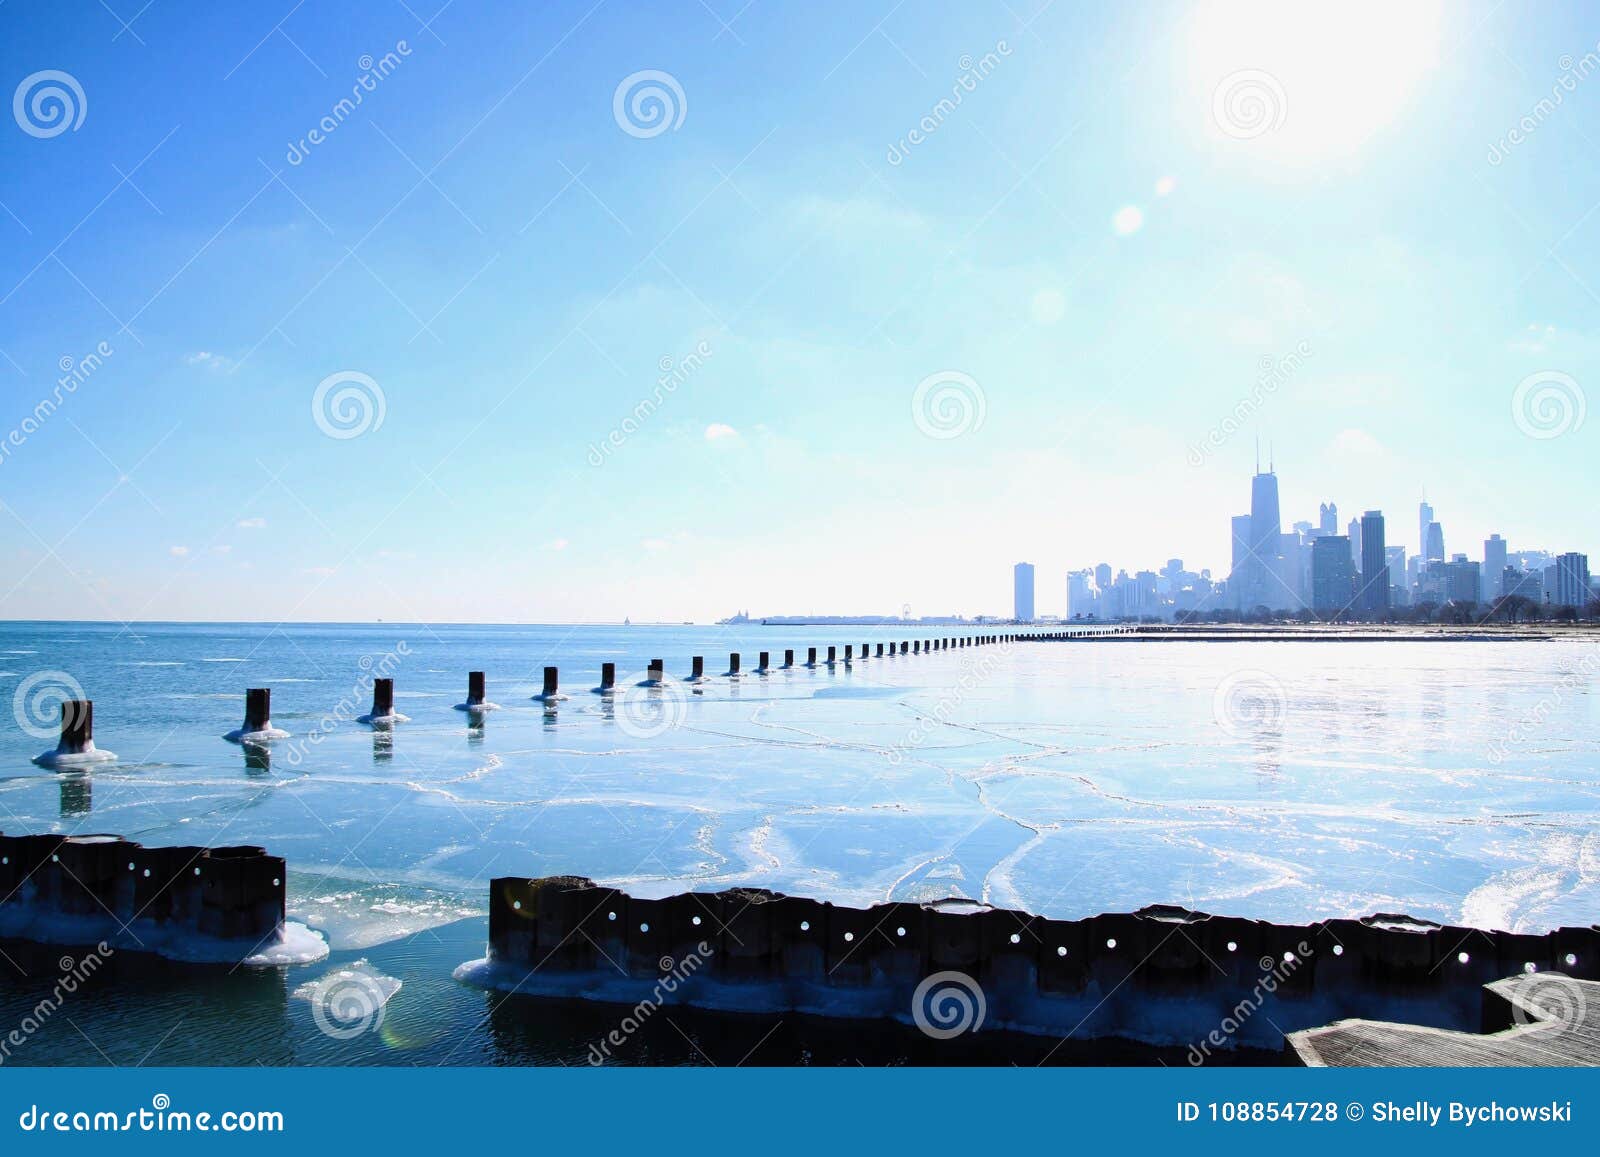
1186;0;1442;163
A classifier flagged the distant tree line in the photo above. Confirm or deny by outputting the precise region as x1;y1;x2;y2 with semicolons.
1145;596;1600;626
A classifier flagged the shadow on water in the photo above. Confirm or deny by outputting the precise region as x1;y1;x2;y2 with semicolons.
480;990;1287;1067
58;774;92;817
1;916;1289;1067
0;937;292;1066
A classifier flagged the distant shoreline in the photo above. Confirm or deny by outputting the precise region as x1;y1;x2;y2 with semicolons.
1028;623;1579;642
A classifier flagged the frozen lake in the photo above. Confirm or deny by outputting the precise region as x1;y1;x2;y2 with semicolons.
3;621;1599;1064
3;621;1596;949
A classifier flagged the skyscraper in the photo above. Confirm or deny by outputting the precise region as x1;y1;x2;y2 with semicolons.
1418;500;1434;568
1013;562;1036;621
1229;515;1251;573
1441;555;1481;604
1319;502;1337;536
1386;545;1407;604
1312;535;1356;616
1359;511;1389;613
1066;570;1095;619
1425;521;1444;563
1483;534;1507;602
1232;464;1282;611
1553;553;1591;608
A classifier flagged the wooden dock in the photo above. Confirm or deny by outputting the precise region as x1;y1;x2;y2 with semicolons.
1289;972;1600;1066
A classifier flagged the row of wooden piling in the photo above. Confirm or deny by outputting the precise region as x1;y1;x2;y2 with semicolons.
0;831;286;943
34;633;1035;751
489;876;1600;998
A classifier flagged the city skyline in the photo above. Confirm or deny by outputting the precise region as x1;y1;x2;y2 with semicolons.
1044;458;1594;623
3;2;1598;625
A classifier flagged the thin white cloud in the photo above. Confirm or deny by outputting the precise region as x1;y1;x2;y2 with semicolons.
704;423;739;441
1329;427;1383;456
236;517;266;529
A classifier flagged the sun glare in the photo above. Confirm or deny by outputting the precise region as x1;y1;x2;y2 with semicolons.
1187;0;1442;164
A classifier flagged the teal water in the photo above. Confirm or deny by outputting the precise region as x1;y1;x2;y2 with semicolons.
1;622;1597;1064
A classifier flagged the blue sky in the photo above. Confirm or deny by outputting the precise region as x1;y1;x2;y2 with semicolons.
1;0;1596;622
